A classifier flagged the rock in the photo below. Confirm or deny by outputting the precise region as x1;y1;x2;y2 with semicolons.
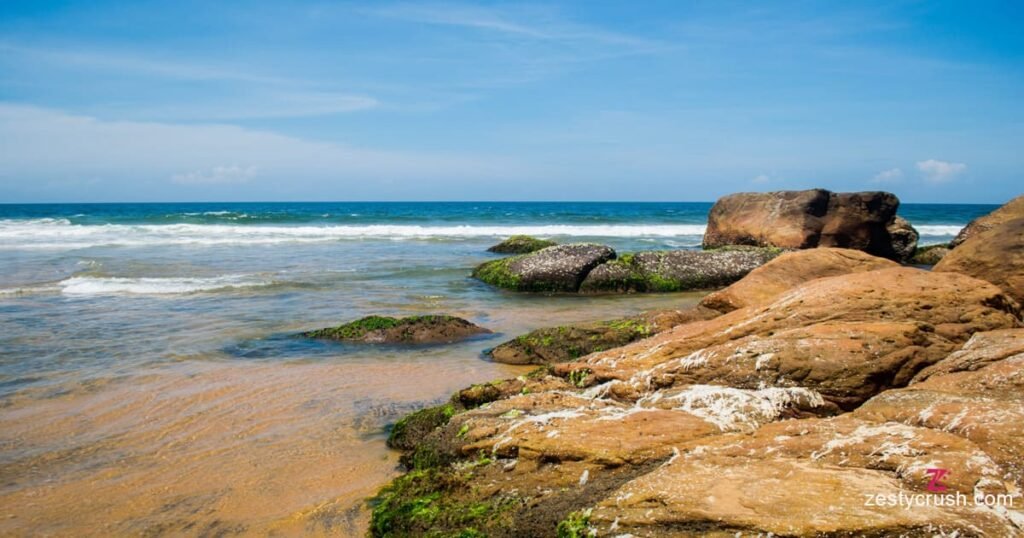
592;414;1018;536
371;268;1024;538
700;247;898;313
909;243;950;265
579;248;779;293
951;194;1024;247
472;243;615;292
488;307;719;365
702;189;914;260
486;235;556;254
565;268;1019;395
303;314;491;344
703;188;832;249
934;217;1024;304
887;215;919;262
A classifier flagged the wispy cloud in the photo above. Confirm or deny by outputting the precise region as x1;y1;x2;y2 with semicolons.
871;167;903;183
0;42;379;120
0;104;537;200
172;165;258;185
916;159;966;183
0;42;286;84
364;3;663;49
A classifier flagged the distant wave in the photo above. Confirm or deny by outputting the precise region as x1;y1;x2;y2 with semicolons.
58;274;275;296
0;219;709;250
913;225;964;236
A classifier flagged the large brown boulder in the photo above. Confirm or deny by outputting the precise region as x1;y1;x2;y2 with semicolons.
700;247;899;312
703;189;915;261
951;194;1024;247
934;217;1024;304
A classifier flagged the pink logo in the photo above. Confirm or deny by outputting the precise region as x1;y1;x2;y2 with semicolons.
925;468;950;492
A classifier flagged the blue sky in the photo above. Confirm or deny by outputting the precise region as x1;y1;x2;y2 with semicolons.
0;1;1021;203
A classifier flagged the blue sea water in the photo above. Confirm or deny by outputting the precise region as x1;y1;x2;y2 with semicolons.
0;201;998;534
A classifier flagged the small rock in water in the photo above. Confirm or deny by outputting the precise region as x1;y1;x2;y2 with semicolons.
303;314;491;344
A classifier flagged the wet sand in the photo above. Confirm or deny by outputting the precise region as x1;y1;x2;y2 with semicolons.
1;294;696;536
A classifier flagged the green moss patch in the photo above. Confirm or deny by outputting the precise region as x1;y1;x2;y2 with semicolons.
471;256;524;290
305;315;401;340
487;235;557;254
369;468;519;537
388;403;457;451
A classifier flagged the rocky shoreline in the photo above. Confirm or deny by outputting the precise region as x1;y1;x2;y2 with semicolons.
370;191;1024;537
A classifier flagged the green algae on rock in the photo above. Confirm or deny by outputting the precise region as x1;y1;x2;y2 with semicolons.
487;307;720;365
472;243;615;293
908;243;950;265
579;247;781;293
303;315;490;344
486;235;557;254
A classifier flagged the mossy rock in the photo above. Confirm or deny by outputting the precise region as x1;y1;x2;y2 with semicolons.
303;315;490;344
487;235;557;254
472;244;616;293
369;467;519;537
488;318;651;365
488;307;721;365
388;403;459;451
580;248;780;293
909;243;950;266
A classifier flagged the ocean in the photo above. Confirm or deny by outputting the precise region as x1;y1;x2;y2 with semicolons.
0;201;994;535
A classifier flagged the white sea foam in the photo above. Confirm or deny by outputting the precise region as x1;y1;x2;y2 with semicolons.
914;225;965;236
57;274;274;296
0;219;708;250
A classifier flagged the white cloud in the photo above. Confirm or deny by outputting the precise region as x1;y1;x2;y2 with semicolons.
0;104;535;200
365;3;662;49
751;174;771;184
172;165;258;185
871;167;903;183
916;159;966;183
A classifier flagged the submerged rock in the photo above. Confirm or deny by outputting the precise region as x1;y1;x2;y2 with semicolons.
488;307;719;365
303;315;490;344
472;243;615;292
702;189;915;260
950;194;1024;247
486;235;557;254
935;217;1024;305
908;243;951;265
579;248;779;293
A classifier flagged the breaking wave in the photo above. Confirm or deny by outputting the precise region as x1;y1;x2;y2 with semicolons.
0;219;709;250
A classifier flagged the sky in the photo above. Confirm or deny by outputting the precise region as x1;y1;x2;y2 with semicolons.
0;1;1021;203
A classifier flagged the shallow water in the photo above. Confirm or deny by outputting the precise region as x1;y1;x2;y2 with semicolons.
0;202;993;535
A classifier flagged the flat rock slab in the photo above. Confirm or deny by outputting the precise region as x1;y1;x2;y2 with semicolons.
303;314;491;344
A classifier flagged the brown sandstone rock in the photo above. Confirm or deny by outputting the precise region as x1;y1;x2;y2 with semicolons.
560;268;1020;386
934;217;1024;304
373;267;1023;537
951;194;1024;247
700;248;898;313
702;189;914;260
